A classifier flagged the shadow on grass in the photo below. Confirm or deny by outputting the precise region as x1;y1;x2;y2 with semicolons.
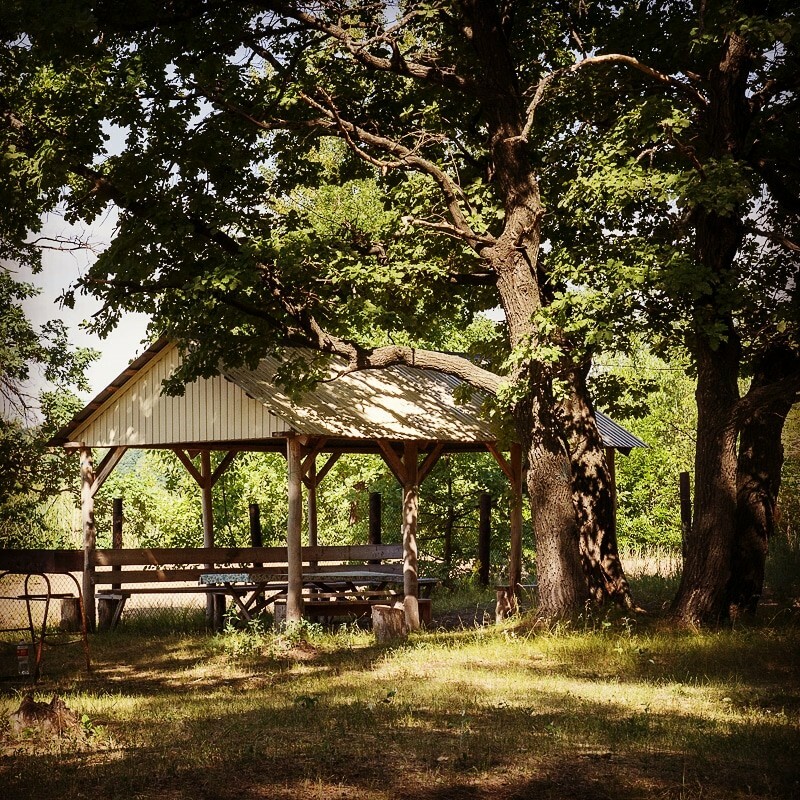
3;610;799;800
3;688;798;800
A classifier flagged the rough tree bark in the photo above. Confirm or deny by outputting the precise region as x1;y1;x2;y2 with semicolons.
671;30;753;624
727;347;799;615
672;334;742;622
561;361;634;608
463;0;593;616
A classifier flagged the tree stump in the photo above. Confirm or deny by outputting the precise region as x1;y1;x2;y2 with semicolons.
372;604;407;643
495;586;518;622
97;598;119;632
60;598;83;632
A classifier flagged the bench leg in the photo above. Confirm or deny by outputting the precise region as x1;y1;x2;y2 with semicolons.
212;594;226;632
98;596;127;632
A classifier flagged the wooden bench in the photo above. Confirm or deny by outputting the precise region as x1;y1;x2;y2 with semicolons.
91;544;434;631
298;597;432;625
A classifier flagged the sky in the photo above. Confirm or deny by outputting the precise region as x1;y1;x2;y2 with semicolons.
19;210;150;403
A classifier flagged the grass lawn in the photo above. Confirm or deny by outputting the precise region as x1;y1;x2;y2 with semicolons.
1;583;798;800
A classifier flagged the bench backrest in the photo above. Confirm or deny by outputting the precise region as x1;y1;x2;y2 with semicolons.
91;544;404;585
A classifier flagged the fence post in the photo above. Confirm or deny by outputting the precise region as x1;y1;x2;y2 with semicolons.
478;493;491;586
112;497;123;591
679;471;692;563
369;492;382;564
249;502;263;570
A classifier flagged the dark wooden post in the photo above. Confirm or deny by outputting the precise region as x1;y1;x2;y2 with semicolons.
508;443;523;605
680;471;692;563
605;446;617;533
249;502;263;570
369;492;382;563
80;446;96;632
286;435;304;624
249;502;263;546
478;493;491;586
112;497;123;591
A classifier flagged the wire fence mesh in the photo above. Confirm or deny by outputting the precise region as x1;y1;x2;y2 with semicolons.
0;570;216;678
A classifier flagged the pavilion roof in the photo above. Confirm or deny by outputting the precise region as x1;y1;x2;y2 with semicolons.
50;340;646;451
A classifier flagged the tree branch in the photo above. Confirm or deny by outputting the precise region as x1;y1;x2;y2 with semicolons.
518;53;708;141
259;3;476;95
745;224;800;253
299;90;485;250
734;370;800;428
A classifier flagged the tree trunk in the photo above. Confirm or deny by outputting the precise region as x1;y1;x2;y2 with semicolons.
562;361;634;608
463;0;599;617
672;337;741;623
516;398;589;617
727;348;798;615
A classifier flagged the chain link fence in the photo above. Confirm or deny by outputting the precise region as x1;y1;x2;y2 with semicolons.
0;570;213;678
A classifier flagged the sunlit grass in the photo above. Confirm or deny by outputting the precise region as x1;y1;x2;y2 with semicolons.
1;593;798;800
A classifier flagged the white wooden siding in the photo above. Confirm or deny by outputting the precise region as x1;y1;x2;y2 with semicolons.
71;345;285;447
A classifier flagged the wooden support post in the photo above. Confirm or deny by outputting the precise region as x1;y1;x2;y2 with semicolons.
199;451;217;627
80;446;96;631
402;441;420;631
478;493;491;586
368;492;382;564
508;443;523;614
112;497;123;591
679;471;692;563
605;447;618;534
286;435;304;624
306;458;318;549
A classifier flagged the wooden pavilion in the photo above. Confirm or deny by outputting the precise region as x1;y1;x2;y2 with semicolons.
49;339;645;629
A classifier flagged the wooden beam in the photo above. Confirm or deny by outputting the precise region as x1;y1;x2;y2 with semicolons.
315;452;341;484
210;450;238;486
173;449;203;485
199;451;216;627
301;437;327;476
376;439;407;485
417;442;444;485
90;446;127;497
485;442;514;482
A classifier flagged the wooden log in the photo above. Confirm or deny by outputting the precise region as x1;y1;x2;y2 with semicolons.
60;598;83;632
371;604;407;643
249;503;263;547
